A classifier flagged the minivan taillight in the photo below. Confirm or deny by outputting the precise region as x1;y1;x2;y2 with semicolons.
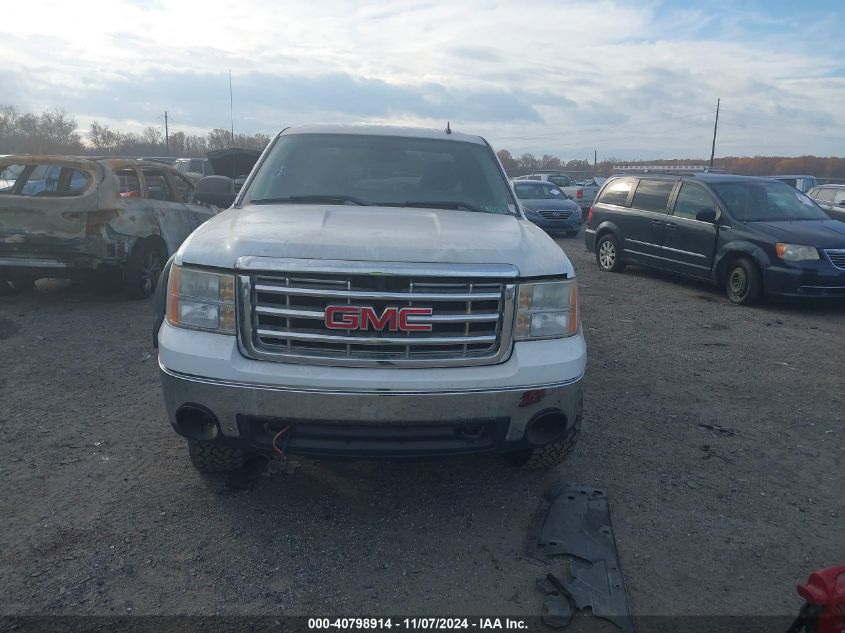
576;189;584;199
586;207;593;226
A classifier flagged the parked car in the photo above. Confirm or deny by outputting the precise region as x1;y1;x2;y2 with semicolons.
770;175;818;193
172;157;215;178
206;148;261;193
585;174;845;304
0;156;217;297
512;179;582;236
807;184;845;222
514;173;598;210
140;156;177;166
154;124;586;473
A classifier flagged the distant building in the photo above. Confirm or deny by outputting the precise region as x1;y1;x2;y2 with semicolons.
613;164;711;173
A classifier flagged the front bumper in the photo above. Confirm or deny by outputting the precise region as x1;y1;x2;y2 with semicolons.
534;219;582;235
763;262;845;298
158;323;587;458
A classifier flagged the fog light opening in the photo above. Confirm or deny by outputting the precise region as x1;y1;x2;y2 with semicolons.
175;404;219;442
458;424;486;440
525;411;568;446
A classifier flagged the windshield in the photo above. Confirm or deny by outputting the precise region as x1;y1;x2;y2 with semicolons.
514;182;565;200
242;133;515;215
712;180;830;222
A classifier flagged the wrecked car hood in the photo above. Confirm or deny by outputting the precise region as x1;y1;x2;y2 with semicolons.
177;204;574;278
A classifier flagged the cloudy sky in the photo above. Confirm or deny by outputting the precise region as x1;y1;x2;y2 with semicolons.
2;0;843;160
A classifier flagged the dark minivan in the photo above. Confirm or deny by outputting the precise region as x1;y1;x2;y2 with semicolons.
584;174;845;304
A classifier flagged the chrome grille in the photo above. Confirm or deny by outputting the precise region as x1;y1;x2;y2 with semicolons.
825;249;845;270
538;210;573;220
237;258;517;367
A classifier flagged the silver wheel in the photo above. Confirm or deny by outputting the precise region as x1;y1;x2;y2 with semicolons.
598;240;616;269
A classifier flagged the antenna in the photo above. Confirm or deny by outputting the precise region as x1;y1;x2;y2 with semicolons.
445;121;451;135
229;70;235;149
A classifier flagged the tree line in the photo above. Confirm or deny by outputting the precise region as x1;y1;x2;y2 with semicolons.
2;103;844;177
0;104;270;157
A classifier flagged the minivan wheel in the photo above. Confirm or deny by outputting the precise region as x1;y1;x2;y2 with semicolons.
725;258;761;305
596;234;625;272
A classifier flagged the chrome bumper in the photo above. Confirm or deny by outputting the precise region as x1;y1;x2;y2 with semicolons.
159;363;583;445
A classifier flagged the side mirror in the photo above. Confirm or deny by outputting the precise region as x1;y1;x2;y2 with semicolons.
194;175;236;208
696;208;718;223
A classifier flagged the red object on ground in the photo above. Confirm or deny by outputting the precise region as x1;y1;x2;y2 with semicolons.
797;566;845;633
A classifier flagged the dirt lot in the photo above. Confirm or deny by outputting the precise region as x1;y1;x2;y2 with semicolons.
0;237;843;619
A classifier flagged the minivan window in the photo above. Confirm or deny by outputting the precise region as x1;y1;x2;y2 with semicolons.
597;178;633;206
243;133;516;215
673;182;716;220
631;179;675;214
712;181;830;221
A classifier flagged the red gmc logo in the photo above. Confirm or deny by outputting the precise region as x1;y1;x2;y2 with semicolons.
325;306;433;332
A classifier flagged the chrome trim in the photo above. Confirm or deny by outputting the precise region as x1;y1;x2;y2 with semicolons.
237;265;518;368
237;257;520;278
255;329;497;346
626;238;662;249
160;361;584;395
824;248;845;271
661;244;708;259
253;284;503;302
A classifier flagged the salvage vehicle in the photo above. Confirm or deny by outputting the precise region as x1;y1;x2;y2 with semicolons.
513;179;583;236
155;125;586;472
0;156;217;297
585;173;845;304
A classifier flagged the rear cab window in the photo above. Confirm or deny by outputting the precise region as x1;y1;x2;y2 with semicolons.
631;179;676;214
597;178;634;207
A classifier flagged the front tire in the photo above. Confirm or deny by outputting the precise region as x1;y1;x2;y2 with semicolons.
188;440;245;473
725;258;762;305
596;234;626;272
507;413;582;469
124;239;167;299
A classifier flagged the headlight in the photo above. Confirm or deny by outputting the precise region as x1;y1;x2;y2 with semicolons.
166;266;236;333
515;280;579;340
776;243;819;262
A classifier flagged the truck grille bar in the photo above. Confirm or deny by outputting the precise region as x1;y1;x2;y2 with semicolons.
825;249;845;271
236;258;518;368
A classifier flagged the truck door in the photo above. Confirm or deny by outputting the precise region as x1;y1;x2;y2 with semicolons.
660;181;719;279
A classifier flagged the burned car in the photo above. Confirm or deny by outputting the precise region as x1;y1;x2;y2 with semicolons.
0;156;217;297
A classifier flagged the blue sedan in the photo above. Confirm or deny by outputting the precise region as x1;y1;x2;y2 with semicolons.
513;180;583;237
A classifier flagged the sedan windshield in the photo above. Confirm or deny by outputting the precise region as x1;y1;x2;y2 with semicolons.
243;133;516;215
514;183;565;200
712;181;830;222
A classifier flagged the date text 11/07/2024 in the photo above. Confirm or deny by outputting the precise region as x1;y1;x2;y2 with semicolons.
308;618;529;630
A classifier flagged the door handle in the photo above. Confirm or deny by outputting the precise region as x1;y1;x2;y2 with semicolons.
666;222;678;229
650;219;664;225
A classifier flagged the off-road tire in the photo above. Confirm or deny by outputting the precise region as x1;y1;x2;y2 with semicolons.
725;257;762;305
596;233;626;272
508;412;582;469
188;440;245;473
124;239;167;299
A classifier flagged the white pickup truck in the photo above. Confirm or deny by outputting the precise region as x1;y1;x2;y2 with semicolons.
154;125;586;471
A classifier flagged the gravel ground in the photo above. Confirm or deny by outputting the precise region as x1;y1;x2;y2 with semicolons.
0;236;843;619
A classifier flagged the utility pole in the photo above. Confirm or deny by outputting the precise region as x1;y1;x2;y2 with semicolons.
164;110;169;156
594;149;597;168
709;98;720;169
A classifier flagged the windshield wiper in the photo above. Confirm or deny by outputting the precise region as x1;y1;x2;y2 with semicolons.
248;195;370;206
380;200;486;213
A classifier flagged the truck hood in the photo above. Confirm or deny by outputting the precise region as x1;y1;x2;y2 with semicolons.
177;204;574;278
